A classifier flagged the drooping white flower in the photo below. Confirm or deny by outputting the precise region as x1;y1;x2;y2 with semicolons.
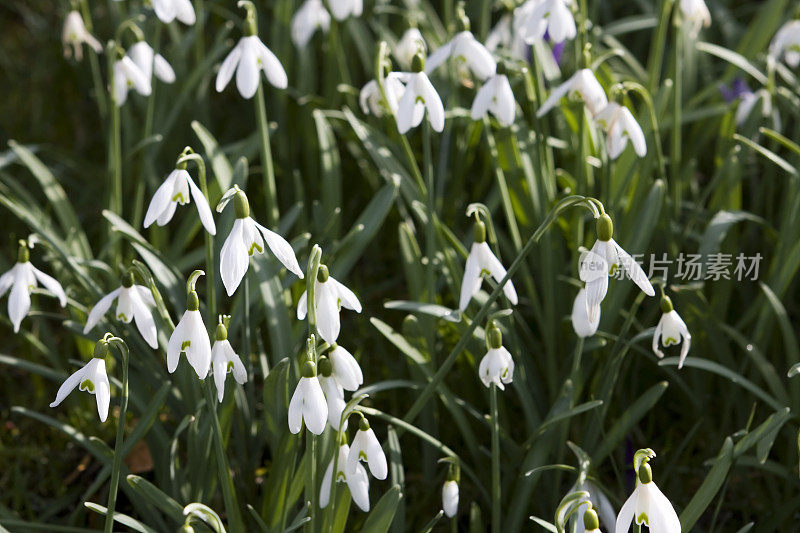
0;244;66;333
127;41;176;86
519;0;576;44
50;358;110;422
291;0;331;48
359;72;407;117
144;167;216;235
329;0;363;21
328;343;363;391
219;188;304;296
394;28;426;70
83;274;158;349
320;443;370;512
442;479;459;518
537;68;608;118
152;0;196;25
679;0;711;37
112;55;152;106
459;220;517;312
572;482;617;533
479;346;515;390
578;214;654;321
769;20;800;68
288;361;328;435
319;370;346;430
211;320;247;402
167;288;211;379
216;35;287;99
396;67;445;134
297;265;361;344
615;462;680;533
471;70;516;126
425;31;497;80
594;102;647;159
571;287;600;338
347;418;388;480
62;11;102;61
653;295;691;369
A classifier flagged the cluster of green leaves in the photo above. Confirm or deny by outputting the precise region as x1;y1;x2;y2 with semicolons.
1;0;800;531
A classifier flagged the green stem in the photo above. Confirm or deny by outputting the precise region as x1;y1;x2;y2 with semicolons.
204;381;244;531
423;123;436;306
646;0;675;92
78;0;108;120
490;383;501;533
104;338;129;533
255;82;279;229
671;24;683;219
107;44;122;261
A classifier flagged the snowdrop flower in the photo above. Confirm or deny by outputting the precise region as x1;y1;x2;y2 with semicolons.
425;18;497;81
572;482;617;533
127;41;176;85
486;14;513;53
594;102;647;159
347;417;388;479
360;72;407;117
396;54;445;134
83;271;158;349
112;55;151;106
320;440;370;512
297;264;361;344
0;241;66;333
50;342;110;422
219;188;303;296
679;0;711;37
328;343;363;391
442;479;459;518
394;28;426;70
478;321;515;390
152;0;196;25
459;220;517;312
615;455;680;533
144;163;215;235
211;318;247;402
653;295;691;369
471;64;516;126
215;9;287;100
519;0;576;44
317;356;346;430
167;273;211;379
62;11;102;61
571;287;600;338
291;0;330;48
770;20;800;68
288;360;328;435
579;214;654;322
537;68;608;118
329;0;363;21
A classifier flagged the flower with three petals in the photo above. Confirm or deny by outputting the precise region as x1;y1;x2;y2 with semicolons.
329;0;363;21
470;66;516;126
167;276;211;379
211;318;247;402
479;322;515;390
653;295;691;369
396;54;445;134
347;417;388;480
615;454;680;533
594;102;647;159
320;441;370;512
219;188;303;296
328;343;363;391
50;356;110;422
519;0;576;44
62;11;102;61
425;30;496;81
459;220;518;312
0;242;66;333
144;165;216;235
359;72;407;117
291;0;331;48
216;35;287;99
288;360;328;435
152;0;196;25
297;264;361;344
113;55;151;106
127;41;176;86
84;272;158;349
537;68;608;118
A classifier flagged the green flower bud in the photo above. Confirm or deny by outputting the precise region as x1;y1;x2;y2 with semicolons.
215;322;228;341
638;462;653;484
359;417;371;431
317;264;330;283
660;295;673;313
596;214;614;242
473;220;487;243
93;339;109;358
583;508;599;530
302;360;317;378
318;356;333;377
234;190;250;219
187;290;200;312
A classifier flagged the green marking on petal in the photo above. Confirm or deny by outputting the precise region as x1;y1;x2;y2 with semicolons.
359;450;368;461
480;268;491;277
248;242;264;256
171;192;187;204
415;95;425;104
609;264;619;276
664;336;678;346
117;313;127;321
636;513;649;525
226;361;234;373
181;340;191;351
80;379;95;392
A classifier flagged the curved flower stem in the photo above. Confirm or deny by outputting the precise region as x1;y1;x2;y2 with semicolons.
490;383;501;533
104;337;129;533
306;245;323;338
255;82;279;229
204;380;245;531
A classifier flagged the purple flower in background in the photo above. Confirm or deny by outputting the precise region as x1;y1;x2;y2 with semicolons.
544;30;565;65
719;77;751;103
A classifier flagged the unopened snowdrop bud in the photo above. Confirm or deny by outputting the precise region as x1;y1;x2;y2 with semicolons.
50;345;111;422
442;464;459;518
288;359;328;435
615;454;680;533
583;507;600;533
167;272;211;379
459;219;517;311
0;240;67;333
348;417;388;480
653;294;691;368
62;11;102;61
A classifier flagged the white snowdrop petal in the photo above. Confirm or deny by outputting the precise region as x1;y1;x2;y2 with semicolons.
31;266;66;307
173;0;196;25
348;462;371;512
131;291;159;348
331;277;361;312
319;457;334;508
95;373;111;422
84;288;121;334
8;268;32;333
256;40;288;90
49;363;90;408
236;39;260;99
144;171;179;227
424;41;453;74
167;311;189;373
216;43;242;92
187;176;217;235
316;282;341;344
154;54;176;83
459;243;484;311
255;223;304;278
186;311;211;379
220;219;248;296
